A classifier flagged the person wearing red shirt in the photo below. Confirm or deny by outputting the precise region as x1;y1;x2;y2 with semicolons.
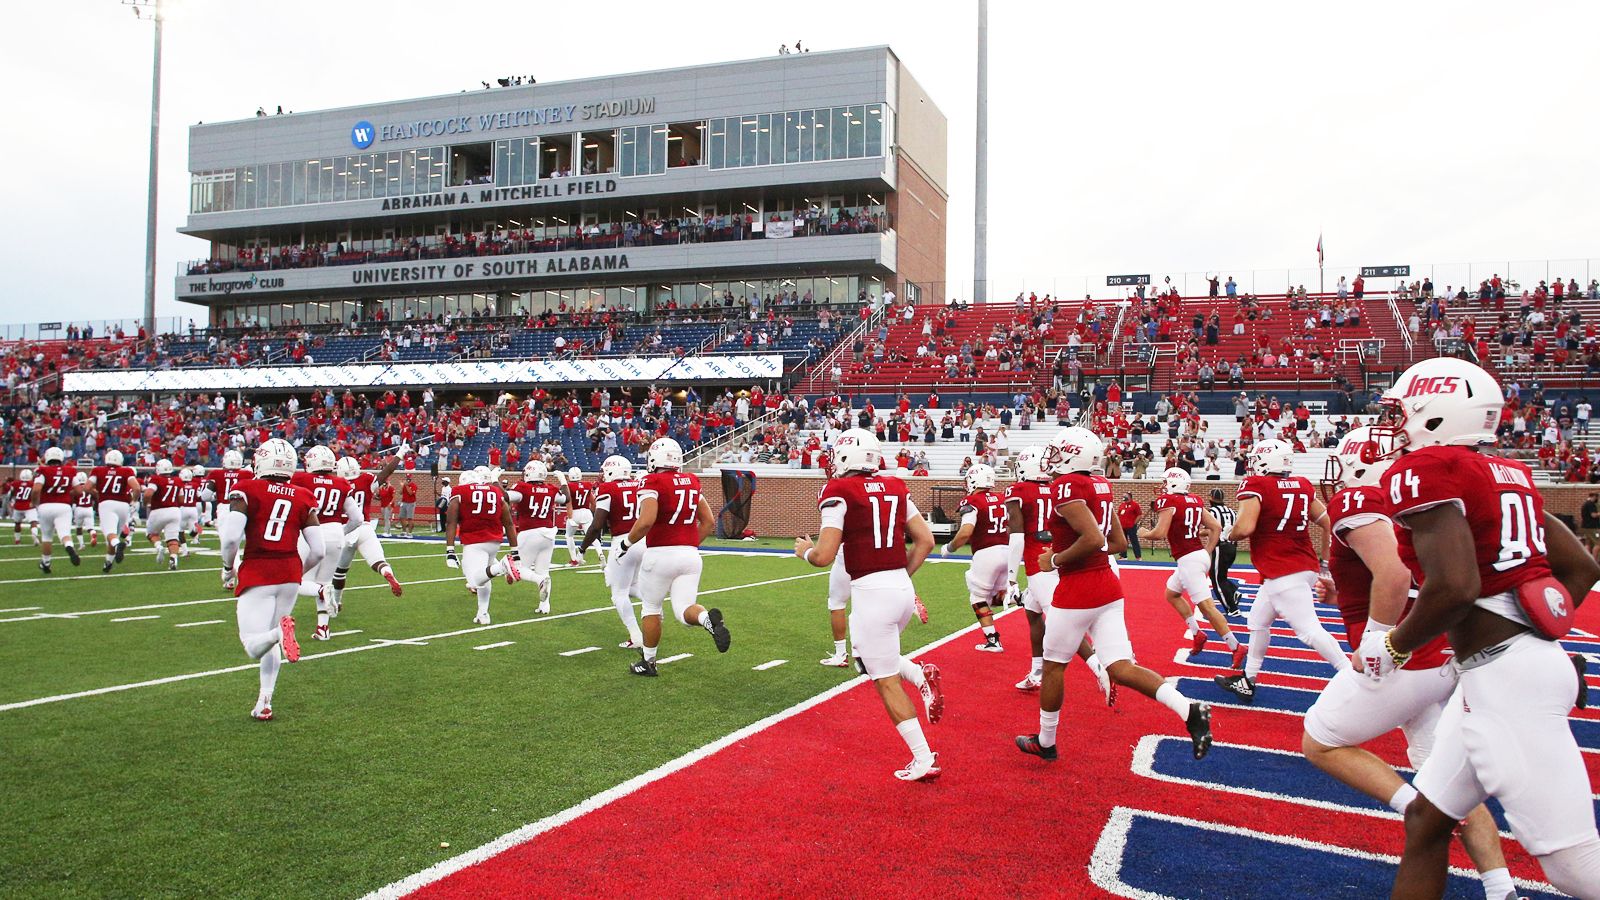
143;459;188;569
376;480;397;533
620;437;727;676
795;428;943;782
32;446;83;573
330;453;405;609
510;460;565;615
942;463;1009;652
1115;493;1144;561
1140;468;1241;661
290;446;365;641
563;467;597;566
399;476;419;534
445;469;523;626
576;454;646;649
71;472;97;550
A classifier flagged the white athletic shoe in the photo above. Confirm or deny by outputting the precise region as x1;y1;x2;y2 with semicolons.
1015;672;1042;691
473;613;490;625
619;638;641;649
536;579;551;615
894;752;941;782
819;651;851;668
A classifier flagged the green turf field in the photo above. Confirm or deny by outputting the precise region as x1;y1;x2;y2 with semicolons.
0;532;1007;898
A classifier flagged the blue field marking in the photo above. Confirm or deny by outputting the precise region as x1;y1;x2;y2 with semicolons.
1175;676;1321;715
1090;807;1566;899
1188;649;1340;680
1573;715;1600;752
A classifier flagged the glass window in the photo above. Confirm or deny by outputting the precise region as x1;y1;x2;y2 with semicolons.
707;118;725;170
740;117;758;167
756;114;772;166
831;107;849;160
619;126;636;177
811;110;829;161
847;105;866;158
290;162;306;205
784;112;800;164
402;150;417;194
865;104;883;157
650;125;667;175
266;163;282;207
331;157;348;203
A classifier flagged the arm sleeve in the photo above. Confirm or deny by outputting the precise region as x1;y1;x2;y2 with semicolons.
1007;531;1023;577
594;492;611;513
342;497;364;533
905;497;921;520
819;503;846;531
958;507;977;528
219;509;246;569
302;524;326;573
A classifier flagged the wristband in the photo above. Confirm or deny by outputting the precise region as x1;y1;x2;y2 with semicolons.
803;547;816;564
1383;631;1411;667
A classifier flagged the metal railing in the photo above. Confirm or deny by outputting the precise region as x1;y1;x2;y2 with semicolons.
683;408;781;472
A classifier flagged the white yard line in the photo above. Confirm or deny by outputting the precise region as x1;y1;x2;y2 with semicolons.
0;606;41;613
330;629;364;637
474;641;515;651
656;653;693;665
110;615;160;622
752;659;787;671
175;620;225;628
558;646;600;657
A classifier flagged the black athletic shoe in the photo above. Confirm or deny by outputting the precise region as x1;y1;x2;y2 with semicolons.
1213;673;1255;704
1219;586;1241;618
629;654;658;677
102;560;114;574
1187;702;1214;760
706;608;731;653
1573;653;1590;710
39;561;51;575
1015;734;1058;761
65;545;80;566
114;541;126;563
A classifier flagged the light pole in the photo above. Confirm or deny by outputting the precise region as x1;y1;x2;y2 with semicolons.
126;0;162;338
974;0;988;304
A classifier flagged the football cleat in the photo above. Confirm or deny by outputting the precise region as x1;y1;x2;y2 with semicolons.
472;613;491;626
629;654;659;677
502;559;523;586
279;616;300;662
1015;734;1058;761
919;662;944;724
567;558;582;567
384;569;403;597
537;577;551;612
975;633;1003;653
250;705;274;721
1191;630;1207;656
1015;672;1042;692
313;624;330;642
912;595;929;624
65;545;81;566
39;561;51;575
1220;586;1241;617
1230;643;1248;670
1573;653;1590;710
156;544;168;562
102;560;114;574
114;541;126;563
706;608;731;653
1213;673;1255;703
819;651;851;668
893;752;941;782
1186;702;1214;759
167;556;179;571
619;639;641;649
1096;665;1117;707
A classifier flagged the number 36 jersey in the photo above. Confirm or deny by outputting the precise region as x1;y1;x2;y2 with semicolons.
1236;474;1319;578
1388;446;1552;597
819;475;919;581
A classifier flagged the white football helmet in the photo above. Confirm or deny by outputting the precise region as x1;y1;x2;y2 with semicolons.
1163;467;1191;495
1043;427;1103;475
18;468;33;482
222;449;244;471
104;449;124;466
71;472;89;487
1373;357;1502;458
600;455;633;482
832;428;882;474
1248;439;1295;477
473;465;493;486
43;446;64;464
304;445;336;473
965;463;996;493
456;469;478;486
190;464;206;477
335;457;362;480
524;460;549;481
567;466;583;481
647;437;684;471
155;459;174;476
1013;446;1049;483
178;467;195;483
1325;425;1391;491
253;439;297;479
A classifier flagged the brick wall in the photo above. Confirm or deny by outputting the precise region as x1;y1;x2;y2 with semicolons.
889;156;948;302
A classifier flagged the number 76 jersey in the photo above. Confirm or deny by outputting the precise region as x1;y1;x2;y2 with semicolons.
1388;445;1553;596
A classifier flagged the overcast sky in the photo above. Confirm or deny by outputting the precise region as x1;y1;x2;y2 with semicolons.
2;0;1597;328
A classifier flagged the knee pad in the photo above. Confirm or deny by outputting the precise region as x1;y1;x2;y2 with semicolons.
1539;839;1600;899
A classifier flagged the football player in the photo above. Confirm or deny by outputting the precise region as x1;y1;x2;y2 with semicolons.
510;460;564;615
1369;359;1600;898
445;469;522;625
796;428;945;782
218;438;315;722
1214;438;1352;702
1139;467;1243;662
564;466;597;566
71;473;96;550
176;466;202;553
291;446;365;640
143;459;186;569
90;450;139;571
330;453;405;606
942;463;1008;652
576;454;647;649
619;438;729;675
7;470;39;545
32;447;82;573
1017;428;1213;762
188;464;210;537
204;450;253;529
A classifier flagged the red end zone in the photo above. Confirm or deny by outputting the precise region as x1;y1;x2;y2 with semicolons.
402;567;1600;898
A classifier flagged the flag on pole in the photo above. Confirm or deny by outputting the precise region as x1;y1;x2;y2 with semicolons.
1316;233;1324;268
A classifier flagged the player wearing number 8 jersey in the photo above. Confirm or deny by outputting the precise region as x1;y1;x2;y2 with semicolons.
1214;438;1352;703
621;438;728;675
1140;468;1242;662
1369;358;1600;899
796;428;944;782
577;455;646;648
511;460;564;615
219;438;319;721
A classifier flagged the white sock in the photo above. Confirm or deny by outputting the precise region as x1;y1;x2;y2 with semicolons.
895;717;933;763
376;562;393;579
1478;867;1513;900
40;554;51;566
643;643;658;662
475;585;491;618
1188;610;1202;627
1154;683;1192;721
898;657;926;688
258;645;282;703
1031;655;1044;678
1038;709;1060;747
316;612;329;628
982;625;997;637
487;558;507;577
1224;632;1240;649
612;590;641;640
1388;782;1418;815
833;639;847;657
331;587;344;606
1086;654;1106;678
696;609;711;628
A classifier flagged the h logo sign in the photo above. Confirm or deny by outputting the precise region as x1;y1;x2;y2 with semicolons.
351;121;375;149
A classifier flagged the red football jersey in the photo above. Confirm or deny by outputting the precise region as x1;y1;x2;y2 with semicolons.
639;471;704;548
1048;472;1122;609
345;472;377;515
75;489;95;509
146;475;187;510
959;490;1010;552
180;481;199;506
567;479;596;510
1006;480;1055;576
818;474;912;580
205;468;252;504
1154;492;1209;559
9;479;34;511
595;479;642;535
233;478;315;593
454;482;509;545
1237;475;1320;578
1389;446;1554;599
1328;484;1450;670
291;472;355;525
35;464;78;505
90;465;138;502
513;481;561;530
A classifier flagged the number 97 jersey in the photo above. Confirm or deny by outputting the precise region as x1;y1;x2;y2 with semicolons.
1387;445;1553;597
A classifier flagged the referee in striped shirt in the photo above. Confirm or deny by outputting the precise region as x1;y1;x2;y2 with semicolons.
1208;489;1241;615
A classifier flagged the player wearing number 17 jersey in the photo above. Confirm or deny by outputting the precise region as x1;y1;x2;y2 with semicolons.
943;463;1008;653
1214;439;1352;703
797;428;944;782
576;455;646;649
621;438;729;676
1017;427;1213;763
219;439;319;721
1370;358;1600;899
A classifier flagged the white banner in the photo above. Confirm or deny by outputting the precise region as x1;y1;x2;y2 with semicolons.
764;220;794;239
62;354;784;394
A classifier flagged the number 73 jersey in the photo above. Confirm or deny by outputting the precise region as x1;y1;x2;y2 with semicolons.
1237;474;1319;578
1387;446;1553;596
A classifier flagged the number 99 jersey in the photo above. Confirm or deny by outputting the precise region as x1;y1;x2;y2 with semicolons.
1387;446;1553;598
230;479;315;595
819;474;918;581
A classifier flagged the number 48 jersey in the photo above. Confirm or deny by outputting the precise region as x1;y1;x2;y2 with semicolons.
1236;474;1319;578
819;474;918;581
1388;446;1553;598
639;471;703;548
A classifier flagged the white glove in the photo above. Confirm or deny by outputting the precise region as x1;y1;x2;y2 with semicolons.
1355;620;1399;680
397;442;412;458
615;537;632;559
1005;579;1022;608
220;567;237;590
941;542;955;556
445;549;460;569
344;530;360;550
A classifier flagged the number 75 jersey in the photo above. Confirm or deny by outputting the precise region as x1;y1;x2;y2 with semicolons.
1387;445;1553;596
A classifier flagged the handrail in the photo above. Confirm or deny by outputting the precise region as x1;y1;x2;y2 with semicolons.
683;408;781;472
1384;291;1415;357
